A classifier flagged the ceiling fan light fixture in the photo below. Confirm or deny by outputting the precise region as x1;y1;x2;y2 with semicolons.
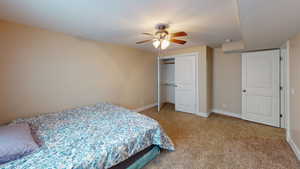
161;39;170;50
136;23;187;49
153;39;160;48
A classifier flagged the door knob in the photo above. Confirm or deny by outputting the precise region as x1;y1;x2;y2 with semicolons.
242;89;246;93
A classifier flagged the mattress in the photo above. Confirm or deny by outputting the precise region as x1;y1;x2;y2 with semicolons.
0;103;174;169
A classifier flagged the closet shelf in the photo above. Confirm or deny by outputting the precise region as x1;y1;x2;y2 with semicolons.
162;58;175;64
162;83;177;87
163;62;175;64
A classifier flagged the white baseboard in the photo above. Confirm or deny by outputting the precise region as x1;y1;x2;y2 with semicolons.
287;136;300;161
186;111;210;118
133;104;210;118
133;103;157;112
211;109;241;119
196;112;211;118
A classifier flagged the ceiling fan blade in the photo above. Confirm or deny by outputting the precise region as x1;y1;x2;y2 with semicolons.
170;39;187;45
142;33;154;36
171;31;187;37
136;39;152;44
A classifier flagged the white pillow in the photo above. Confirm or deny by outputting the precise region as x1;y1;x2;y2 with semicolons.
0;123;39;164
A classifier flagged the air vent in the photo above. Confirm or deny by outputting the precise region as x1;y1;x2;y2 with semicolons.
222;41;245;53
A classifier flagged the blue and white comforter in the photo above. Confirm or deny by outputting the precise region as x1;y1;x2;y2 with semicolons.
0;103;174;169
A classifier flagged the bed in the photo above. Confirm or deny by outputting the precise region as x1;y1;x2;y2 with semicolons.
0;103;174;169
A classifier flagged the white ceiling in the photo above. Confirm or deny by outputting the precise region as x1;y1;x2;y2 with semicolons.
0;0;241;52
238;0;300;50
0;0;299;51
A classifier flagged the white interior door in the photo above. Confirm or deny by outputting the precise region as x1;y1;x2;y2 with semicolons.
242;50;280;127
175;55;197;114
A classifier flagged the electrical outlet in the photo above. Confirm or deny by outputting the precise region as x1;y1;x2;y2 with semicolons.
222;104;227;108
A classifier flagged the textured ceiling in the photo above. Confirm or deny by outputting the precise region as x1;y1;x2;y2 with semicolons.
0;0;299;51
238;0;300;50
0;0;241;52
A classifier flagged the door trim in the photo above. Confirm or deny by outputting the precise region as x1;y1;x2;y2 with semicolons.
159;52;200;114
157;56;161;112
280;44;288;128
285;41;291;142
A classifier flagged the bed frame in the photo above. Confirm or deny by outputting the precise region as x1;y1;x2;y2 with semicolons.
110;145;160;169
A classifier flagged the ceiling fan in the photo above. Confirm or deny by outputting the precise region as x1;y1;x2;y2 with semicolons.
136;23;187;50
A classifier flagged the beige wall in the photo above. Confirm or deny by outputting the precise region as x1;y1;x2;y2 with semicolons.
212;48;241;114
162;46;212;113
289;32;300;150
0;20;156;124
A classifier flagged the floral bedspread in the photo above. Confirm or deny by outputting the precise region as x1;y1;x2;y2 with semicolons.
0;103;174;169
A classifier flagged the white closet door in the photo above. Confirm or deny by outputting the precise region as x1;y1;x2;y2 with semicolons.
242;50;280;127
175;55;196;114
157;56;162;112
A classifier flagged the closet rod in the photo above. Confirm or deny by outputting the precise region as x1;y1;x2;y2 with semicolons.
163;61;175;64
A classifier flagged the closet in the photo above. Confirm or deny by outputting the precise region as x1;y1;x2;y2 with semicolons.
157;47;213;117
157;53;198;114
160;58;175;105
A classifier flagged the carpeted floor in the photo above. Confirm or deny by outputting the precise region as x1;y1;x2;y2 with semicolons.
140;104;300;169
